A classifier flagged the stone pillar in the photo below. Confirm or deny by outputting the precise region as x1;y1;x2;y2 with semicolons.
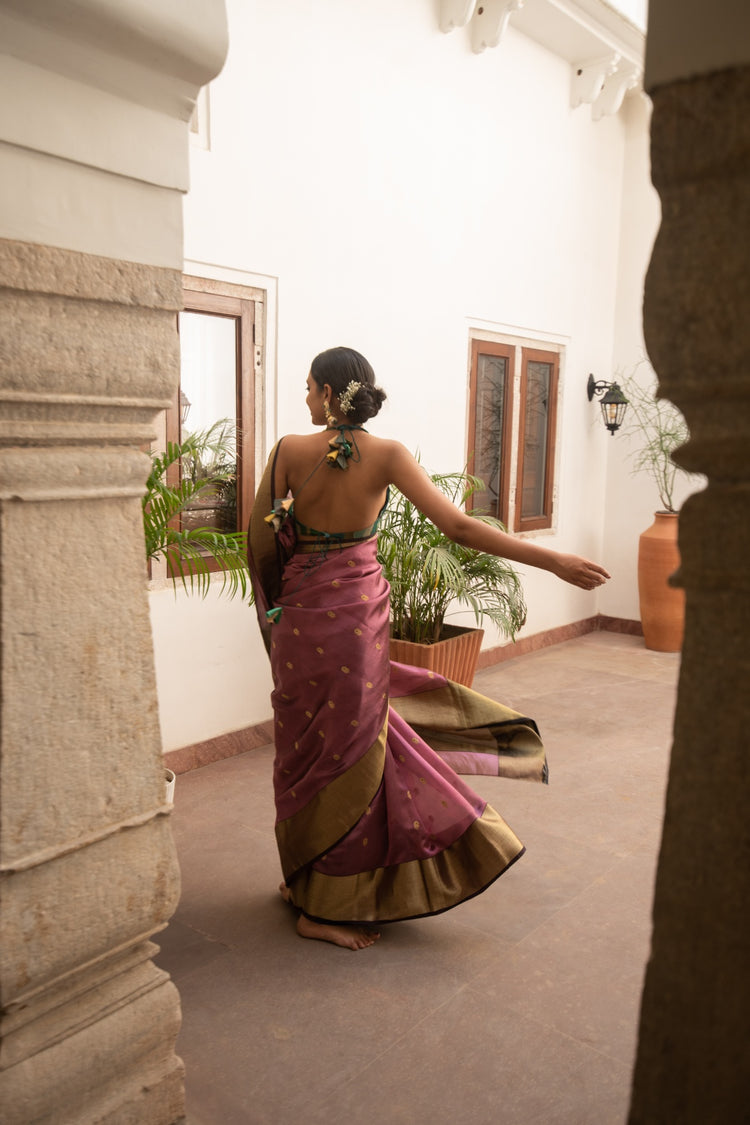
0;3;227;1123
629;3;750;1122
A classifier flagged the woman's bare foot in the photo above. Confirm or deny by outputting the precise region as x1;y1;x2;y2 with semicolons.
279;882;292;904
297;914;380;950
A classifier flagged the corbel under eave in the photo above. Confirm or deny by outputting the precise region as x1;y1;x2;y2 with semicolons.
592;61;642;118
439;0;479;32
470;0;526;54
570;53;621;107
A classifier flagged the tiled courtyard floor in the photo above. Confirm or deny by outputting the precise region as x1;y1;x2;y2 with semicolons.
155;631;679;1125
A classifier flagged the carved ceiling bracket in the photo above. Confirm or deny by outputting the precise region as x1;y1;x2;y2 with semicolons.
439;0;478;32
592;61;642;119
571;53;621;108
571;55;643;118
470;1;526;54
439;0;524;50
439;0;645;117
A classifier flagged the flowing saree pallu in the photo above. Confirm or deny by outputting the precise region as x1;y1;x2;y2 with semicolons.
248;445;548;925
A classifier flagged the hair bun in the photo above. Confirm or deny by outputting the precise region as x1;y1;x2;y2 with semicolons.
310;346;387;424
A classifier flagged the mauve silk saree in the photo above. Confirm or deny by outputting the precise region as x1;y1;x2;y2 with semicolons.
248;442;548;925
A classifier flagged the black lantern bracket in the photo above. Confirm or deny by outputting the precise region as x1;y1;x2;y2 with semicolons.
587;374;628;435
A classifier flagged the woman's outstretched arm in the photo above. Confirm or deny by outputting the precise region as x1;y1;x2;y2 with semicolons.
387;442;610;591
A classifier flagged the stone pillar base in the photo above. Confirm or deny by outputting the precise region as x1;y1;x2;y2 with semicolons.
2;944;183;1124
0;239;185;1124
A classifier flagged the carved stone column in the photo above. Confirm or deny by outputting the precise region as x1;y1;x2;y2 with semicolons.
629;5;750;1121
0;3;227;1122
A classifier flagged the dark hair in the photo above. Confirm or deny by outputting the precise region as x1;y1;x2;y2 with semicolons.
310;346;387;424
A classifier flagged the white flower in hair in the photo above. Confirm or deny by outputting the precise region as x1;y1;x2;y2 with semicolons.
338;380;362;416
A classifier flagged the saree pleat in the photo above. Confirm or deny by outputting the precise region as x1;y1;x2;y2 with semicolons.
248;443;548;925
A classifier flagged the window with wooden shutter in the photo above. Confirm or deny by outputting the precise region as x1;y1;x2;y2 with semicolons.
515;349;558;532
467;340;514;526
467;335;560;535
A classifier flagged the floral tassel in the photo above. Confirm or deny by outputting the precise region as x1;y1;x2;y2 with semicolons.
264;497;294;532
326;430;356;470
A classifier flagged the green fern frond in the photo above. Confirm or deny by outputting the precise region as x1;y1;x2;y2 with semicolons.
142;420;251;600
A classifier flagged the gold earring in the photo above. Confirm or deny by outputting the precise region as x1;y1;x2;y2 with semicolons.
323;401;337;427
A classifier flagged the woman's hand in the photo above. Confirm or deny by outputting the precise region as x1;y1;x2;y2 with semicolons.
552;554;611;590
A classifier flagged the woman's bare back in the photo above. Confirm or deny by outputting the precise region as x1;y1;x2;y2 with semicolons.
275;429;394;537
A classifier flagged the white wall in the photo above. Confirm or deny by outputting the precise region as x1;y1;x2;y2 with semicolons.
601;91;661;619
601;92;704;620
150;583;272;750
153;0;654;749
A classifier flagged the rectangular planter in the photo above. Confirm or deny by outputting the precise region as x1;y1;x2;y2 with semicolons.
389;624;484;688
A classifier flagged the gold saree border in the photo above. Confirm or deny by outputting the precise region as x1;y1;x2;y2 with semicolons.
275;718;388;881
390;680;547;782
287;804;524;923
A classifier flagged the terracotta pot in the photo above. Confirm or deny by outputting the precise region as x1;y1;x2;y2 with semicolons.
637;511;685;652
389;624;484;688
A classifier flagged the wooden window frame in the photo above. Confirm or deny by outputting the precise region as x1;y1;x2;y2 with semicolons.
168;281;258;537
466;339;515;527
514;347;558;533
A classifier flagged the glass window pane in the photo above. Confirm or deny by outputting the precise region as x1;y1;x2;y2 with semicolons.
179;311;237;434
178;311;239;532
474;354;507;518
520;361;551;520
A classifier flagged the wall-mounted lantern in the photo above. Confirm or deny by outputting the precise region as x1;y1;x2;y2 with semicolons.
179;390;191;425
587;374;628;435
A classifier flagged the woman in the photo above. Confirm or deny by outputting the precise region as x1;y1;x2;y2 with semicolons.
248;346;609;950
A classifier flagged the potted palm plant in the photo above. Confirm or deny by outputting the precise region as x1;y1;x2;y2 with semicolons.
376;468;526;686
619;365;698;652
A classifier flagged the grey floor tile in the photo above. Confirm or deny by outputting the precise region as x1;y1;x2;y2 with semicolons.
308;986;620;1125
157;632;677;1125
